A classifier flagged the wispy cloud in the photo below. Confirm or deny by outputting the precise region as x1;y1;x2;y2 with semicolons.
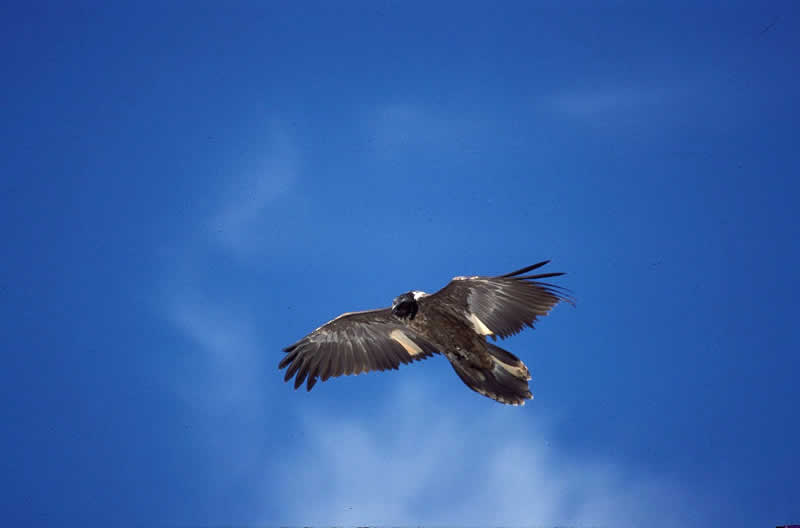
550;89;652;117
546;86;666;117
162;294;277;495
155;123;300;508
275;380;708;527
166;296;264;412
210;126;298;258
544;81;694;121
367;102;481;153
160;123;298;412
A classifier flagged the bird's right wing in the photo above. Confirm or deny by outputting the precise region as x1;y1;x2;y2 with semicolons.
421;260;573;340
280;308;439;391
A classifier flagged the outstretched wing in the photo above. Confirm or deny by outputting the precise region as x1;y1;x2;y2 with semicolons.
422;260;573;340
280;308;439;391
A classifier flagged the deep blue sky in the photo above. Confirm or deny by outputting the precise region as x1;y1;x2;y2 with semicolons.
2;3;799;527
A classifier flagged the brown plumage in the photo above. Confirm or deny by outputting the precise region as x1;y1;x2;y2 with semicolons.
280;260;572;405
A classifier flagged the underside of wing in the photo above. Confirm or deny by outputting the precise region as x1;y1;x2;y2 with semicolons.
279;308;439;391
425;260;573;340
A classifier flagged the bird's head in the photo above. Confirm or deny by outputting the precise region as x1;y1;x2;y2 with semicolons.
392;291;419;320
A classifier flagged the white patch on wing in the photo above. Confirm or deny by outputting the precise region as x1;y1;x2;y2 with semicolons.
389;329;423;356
493;358;531;381
468;312;494;336
412;290;428;300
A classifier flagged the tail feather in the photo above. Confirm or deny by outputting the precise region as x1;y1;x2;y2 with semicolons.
486;343;531;380
449;344;532;406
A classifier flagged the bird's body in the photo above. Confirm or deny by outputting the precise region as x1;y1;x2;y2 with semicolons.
407;302;531;405
280;260;571;405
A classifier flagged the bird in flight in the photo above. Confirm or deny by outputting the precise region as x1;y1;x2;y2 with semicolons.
279;260;572;405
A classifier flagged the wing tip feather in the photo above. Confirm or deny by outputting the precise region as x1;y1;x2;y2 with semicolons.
498;260;551;278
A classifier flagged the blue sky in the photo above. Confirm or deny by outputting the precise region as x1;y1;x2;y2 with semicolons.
1;3;799;527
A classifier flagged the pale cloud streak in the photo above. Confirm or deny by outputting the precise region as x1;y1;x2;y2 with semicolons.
544;81;693;120
368;102;482;153
210;126;298;258
161;124;297;410
166;296;264;413
275;380;709;527
155;123;300;508
549;88;657;117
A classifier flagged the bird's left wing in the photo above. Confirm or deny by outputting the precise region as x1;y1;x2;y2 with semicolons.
280;308;439;391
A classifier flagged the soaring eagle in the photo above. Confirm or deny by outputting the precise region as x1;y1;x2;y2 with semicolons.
279;261;571;405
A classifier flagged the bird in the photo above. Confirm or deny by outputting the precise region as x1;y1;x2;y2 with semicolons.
279;260;572;405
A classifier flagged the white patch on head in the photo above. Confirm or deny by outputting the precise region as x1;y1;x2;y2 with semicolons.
389;329;424;356
468;312;494;336
412;290;428;300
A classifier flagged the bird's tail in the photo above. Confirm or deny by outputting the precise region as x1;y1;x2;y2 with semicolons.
449;343;533;406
